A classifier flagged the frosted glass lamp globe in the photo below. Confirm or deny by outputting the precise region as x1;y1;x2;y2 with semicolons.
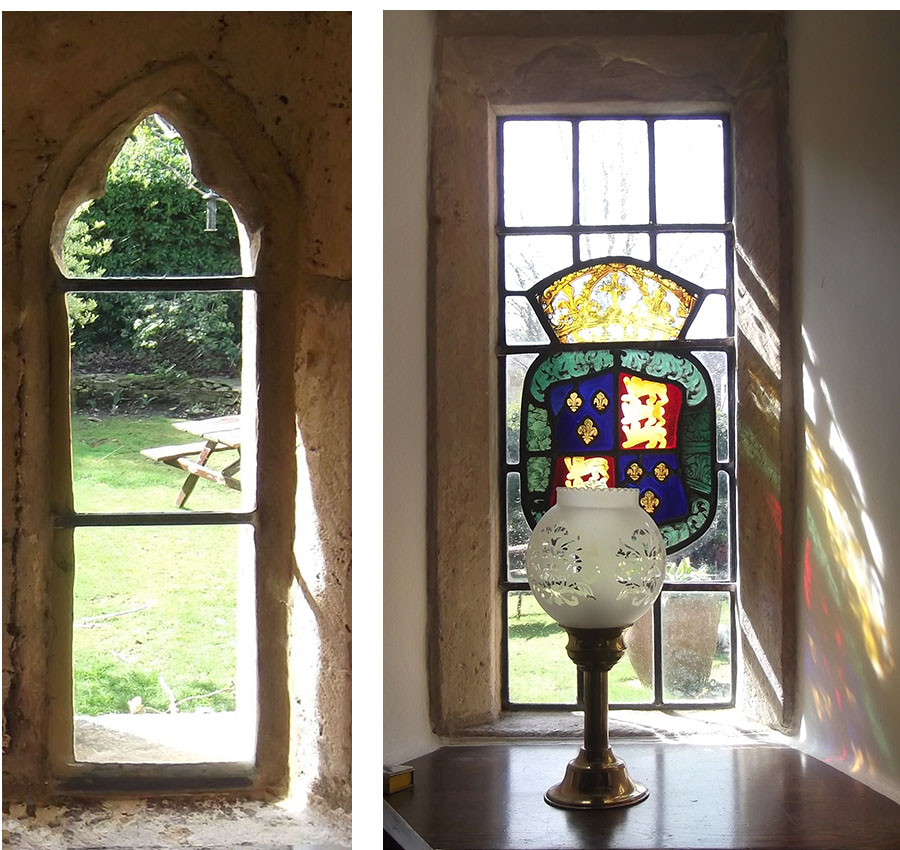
525;487;665;629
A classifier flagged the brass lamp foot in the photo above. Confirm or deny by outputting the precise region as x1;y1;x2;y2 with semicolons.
544;746;649;810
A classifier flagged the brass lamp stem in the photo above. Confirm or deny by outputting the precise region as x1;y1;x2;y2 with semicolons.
543;626;650;809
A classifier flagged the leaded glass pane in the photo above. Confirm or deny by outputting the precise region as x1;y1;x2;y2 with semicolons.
661;591;732;703
506;353;538;464
506;473;529;583
504;235;573;291
686;293;728;340
654;119;725;224
579;120;649;225
693;350;729;461
580;232;650;264
622;615;655;704
657;232;727;290
520;349;715;552
537;262;698;343
506;296;550;345
507;591;575;704
502;121;573;226
666;470;730;582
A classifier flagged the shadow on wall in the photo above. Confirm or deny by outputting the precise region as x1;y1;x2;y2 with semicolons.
799;326;894;781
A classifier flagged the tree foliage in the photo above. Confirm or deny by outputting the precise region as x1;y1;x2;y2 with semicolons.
64;116;242;375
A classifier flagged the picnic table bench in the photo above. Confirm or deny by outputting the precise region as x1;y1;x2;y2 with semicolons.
141;414;242;508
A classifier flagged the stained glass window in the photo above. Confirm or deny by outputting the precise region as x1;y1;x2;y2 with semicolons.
500;116;736;709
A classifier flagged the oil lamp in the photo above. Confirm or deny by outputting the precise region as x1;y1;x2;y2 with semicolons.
525;486;665;808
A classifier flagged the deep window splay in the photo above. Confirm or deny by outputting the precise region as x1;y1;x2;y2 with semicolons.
57;114;258;767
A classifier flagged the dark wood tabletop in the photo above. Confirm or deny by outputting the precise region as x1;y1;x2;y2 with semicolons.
385;743;900;850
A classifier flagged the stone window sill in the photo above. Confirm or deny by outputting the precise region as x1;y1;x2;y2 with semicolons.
445;708;785;743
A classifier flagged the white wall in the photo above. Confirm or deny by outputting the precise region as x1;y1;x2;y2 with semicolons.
789;12;900;802
382;10;440;763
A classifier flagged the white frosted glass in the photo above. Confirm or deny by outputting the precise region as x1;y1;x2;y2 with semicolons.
579;120;649;225
657;232;727;290
655;120;725;224
580;232;651;263
686;293;727;340
504;235;573;291
505;296;550;345
503;121;572;226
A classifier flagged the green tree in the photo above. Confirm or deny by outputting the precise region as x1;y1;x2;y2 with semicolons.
64;116;242;374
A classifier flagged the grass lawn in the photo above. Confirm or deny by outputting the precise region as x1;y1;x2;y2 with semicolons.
71;413;246;716
507;592;653;705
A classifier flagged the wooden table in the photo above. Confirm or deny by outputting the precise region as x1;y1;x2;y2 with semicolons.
141;414;241;508
385;743;900;850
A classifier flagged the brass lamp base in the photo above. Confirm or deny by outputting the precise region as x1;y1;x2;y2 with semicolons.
544;745;649;809
543;626;650;809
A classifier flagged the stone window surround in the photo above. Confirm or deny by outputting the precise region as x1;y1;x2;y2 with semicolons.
428;12;797;736
23;62;301;796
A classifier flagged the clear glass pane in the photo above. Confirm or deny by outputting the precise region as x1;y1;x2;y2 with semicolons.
656;232;727;290
686;293;727;340
579;232;651;263
579;120;649;225
654;119;725;224
504;235;573;291
70;290;245;513
73;524;256;763
506;296;550;345
617;614;655;704
506;473;530;582
507;591;575;704
506;353;538;464
666;471;731;582
693;351;729;461
502;121;573;226
662;591;732;703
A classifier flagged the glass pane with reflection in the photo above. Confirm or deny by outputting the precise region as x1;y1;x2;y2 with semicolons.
503;121;573;226
661;591;732;703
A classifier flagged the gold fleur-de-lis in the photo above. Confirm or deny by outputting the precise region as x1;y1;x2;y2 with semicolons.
640;490;660;514
566;391;582;413
653;462;670;482
592;390;609;412
625;461;643;482
577;418;598;445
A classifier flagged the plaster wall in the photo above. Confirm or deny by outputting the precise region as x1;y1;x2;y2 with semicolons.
789;11;900;803
382;10;440;764
2;9;350;822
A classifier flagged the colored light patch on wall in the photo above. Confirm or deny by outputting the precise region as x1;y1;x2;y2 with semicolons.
550;373;617;452
619;373;682;449
551;456;615;499
617;452;688;522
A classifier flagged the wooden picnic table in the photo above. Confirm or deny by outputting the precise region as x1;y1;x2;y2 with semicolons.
141;414;242;508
